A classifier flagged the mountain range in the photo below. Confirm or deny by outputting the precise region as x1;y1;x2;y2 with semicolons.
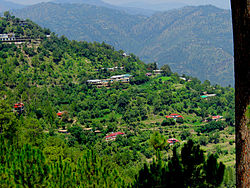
0;0;25;12
11;2;234;86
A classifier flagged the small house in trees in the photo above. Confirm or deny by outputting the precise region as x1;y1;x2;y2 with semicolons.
201;94;216;99
122;53;130;57
146;73;152;76
87;79;102;85
180;77;186;81
58;129;68;133
212;115;223;121
95;130;102;133
168;138;180;145
166;113;183;120
0;33;15;41
57;111;67;118
105;132;125;141
18;20;28;26
153;70;162;74
13;102;24;114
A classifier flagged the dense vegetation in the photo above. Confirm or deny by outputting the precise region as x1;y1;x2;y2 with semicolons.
12;3;234;86
0;15;235;187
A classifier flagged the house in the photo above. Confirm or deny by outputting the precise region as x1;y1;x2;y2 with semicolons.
13;102;24;113
87;74;132;88
110;74;131;80
110;74;131;83
58;129;68;133
201;94;216;99
146;73;152;76
180;77;186;81
212;115;223;121
105;132;125;141
201;95;208;99
122;53;130;57
206;94;216;97
168;138;180;145
166;113;183;119
87;79;102;84
153;70;163;74
0;33;15;41
19;20;28;26
83;128;93;131
57;111;67;118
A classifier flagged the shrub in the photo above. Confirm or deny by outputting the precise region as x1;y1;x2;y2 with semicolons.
176;117;184;124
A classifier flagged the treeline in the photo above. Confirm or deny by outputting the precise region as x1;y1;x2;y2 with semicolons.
1;137;231;187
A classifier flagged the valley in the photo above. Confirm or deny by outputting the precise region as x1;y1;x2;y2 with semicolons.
0;13;235;187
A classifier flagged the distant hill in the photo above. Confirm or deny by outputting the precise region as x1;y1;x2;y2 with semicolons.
52;0;157;16
53;0;110;7
119;1;187;11
12;3;234;86
0;0;25;12
118;0;230;10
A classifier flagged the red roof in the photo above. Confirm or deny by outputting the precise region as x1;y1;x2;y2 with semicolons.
57;112;63;116
166;114;183;119
14;103;24;108
168;138;180;144
212;115;222;119
105;132;124;138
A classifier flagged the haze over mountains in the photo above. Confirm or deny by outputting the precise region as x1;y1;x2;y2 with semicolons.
0;0;25;12
11;2;233;86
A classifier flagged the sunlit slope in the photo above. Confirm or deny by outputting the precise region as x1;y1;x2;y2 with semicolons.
12;4;233;86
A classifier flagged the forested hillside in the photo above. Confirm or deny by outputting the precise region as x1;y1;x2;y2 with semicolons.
0;15;235;187
12;3;234;86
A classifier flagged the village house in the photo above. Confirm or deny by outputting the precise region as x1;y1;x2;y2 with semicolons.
57;111;67;118
105;132;125;141
212;115;223;121
122;53;131;57
0;33;16;41
0;33;33;44
146;73;152;76
83;128;93;131
58;129;68;134
87;74;132;87
179;77;187;81
13;102;24;114
201;93;216;99
153;70;163;74
18;20;28;26
110;74;131;80
166;113;183;119
168;138;180;145
87;79;102;85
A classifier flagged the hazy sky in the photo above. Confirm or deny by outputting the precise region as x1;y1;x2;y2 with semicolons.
6;0;231;9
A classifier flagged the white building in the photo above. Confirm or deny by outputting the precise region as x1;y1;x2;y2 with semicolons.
0;34;16;41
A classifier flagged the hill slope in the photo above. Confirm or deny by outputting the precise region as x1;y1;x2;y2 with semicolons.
12;3;234;86
133;6;234;86
0;14;235;187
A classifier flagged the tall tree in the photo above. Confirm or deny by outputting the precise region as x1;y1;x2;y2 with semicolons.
230;0;250;187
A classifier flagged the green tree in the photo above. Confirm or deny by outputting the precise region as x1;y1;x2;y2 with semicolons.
149;132;167;151
160;64;172;76
0;100;18;141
